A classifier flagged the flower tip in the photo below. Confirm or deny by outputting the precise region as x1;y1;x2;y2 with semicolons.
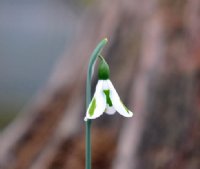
101;38;108;44
129;111;134;117
104;38;108;42
84;117;88;121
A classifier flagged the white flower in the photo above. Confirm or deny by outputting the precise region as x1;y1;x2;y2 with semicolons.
84;79;133;121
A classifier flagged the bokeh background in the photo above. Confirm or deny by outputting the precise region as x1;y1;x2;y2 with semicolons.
0;0;80;129
0;0;200;169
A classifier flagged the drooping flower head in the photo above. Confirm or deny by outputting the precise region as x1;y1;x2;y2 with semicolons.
84;57;133;121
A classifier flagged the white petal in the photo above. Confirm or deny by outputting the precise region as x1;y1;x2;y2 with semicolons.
102;80;110;90
108;80;133;117
105;106;116;115
84;81;106;121
95;80;104;93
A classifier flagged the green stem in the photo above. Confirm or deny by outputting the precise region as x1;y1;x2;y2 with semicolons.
86;38;108;169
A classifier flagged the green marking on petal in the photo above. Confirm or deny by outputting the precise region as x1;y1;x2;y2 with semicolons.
89;98;96;117
103;90;112;107
120;100;129;113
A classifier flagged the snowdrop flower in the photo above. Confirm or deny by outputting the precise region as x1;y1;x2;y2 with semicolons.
84;58;133;121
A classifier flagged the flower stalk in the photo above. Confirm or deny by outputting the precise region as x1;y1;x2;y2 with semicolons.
85;38;133;169
85;38;108;169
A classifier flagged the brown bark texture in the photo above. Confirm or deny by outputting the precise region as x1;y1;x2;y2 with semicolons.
0;0;200;169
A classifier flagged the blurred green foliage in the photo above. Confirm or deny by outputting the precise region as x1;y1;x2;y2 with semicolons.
0;103;21;130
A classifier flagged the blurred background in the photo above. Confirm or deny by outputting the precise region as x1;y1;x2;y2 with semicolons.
0;0;81;129
0;0;200;169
